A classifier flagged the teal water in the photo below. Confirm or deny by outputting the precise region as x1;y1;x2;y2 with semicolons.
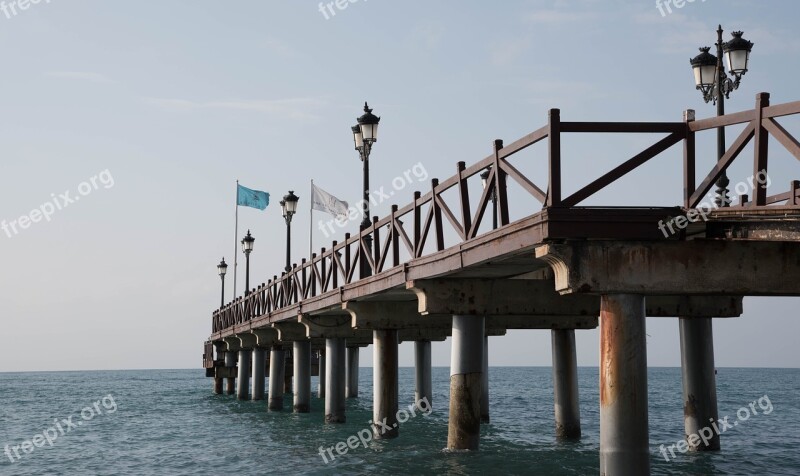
0;367;798;475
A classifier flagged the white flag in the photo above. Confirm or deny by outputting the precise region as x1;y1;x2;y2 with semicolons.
311;183;349;218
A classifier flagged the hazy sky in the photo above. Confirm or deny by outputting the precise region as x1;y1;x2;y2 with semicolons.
1;0;798;372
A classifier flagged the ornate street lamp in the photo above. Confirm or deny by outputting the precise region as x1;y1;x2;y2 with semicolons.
280;191;300;272
217;257;228;308
690;26;754;207
480;167;498;230
353;102;381;278
241;230;254;294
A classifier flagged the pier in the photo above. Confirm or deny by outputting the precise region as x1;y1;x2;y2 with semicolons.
202;92;800;475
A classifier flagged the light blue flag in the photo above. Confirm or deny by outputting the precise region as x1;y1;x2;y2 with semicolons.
237;184;270;210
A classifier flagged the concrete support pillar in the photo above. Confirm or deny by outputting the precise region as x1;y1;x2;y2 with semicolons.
414;340;432;408
252;348;266;401
551;329;581;439
213;377;223;395
293;341;311;413
318;350;326;398
284;360;293;395
481;334;489;423
224;351;236;395
447;315;484;451
268;348;286;411
325;338;346;423
346;347;360;398
373;330;399;439
599;294;649;476
237;350;251;400
679;317;720;451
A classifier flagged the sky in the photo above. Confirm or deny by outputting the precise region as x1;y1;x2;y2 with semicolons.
1;0;798;372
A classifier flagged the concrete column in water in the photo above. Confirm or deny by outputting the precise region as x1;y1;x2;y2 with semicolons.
325;338;346;423
599;294;649;476
213;344;224;394
251;348;266;401
373;330;399;439
679;317;720;451
481;334;489;423
346;347;360;398
284;349;293;394
237;349;252;400
318;349;326;398
414;340;432;408
268;347;286;411
551;328;581;439
224;351;237;395
447;315;484;450
293;340;311;413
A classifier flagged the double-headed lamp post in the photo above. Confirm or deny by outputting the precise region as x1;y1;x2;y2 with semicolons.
480;168;498;230
217;257;228;308
280;191;300;272
241;230;254;295
690;26;754;207
352;102;380;278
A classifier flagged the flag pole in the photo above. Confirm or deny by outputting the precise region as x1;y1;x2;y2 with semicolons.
309;179;314;259
233;179;239;299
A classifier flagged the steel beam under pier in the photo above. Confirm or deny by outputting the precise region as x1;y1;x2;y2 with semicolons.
268;347;286;411
599;294;649;476
415;340;432;408
552;329;581;439
373;330;399;439
447;315;484;451
481;334;489;424
318;350;326;398
346;347;359;399
325;338;346;423
680;317;720;451
294;340;311;413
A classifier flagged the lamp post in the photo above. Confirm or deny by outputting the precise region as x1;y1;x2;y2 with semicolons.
241;230;254;295
353;102;380;279
690;26;754;207
480;168;498;230
280;191;300;272
217;257;228;308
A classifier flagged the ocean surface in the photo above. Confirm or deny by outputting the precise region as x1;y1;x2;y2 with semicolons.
0;367;798;475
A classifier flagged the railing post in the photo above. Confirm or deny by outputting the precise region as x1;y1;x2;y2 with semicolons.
344;234;352;283
413;191;422;257
547;109;562;207
372;216;380;273
493;140;510;225
391;205;400;267
753;92;770;206
791;180;800;206
331;241;339;288
457;162;472;238
431;179;444;251
684;109;696;209
320;248;327;292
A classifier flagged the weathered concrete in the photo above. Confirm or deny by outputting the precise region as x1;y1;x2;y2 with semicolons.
447;315;484;451
552;329;581;439
237;350;251;400
599;294;649;476
252;347;266;401
223;350;237;395
293;340;311;413
325;337;346;423
680;317;720;451
268;347;286;411
414;340;432;408
346;347;359;398
373;330;399;439
536;241;800;295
